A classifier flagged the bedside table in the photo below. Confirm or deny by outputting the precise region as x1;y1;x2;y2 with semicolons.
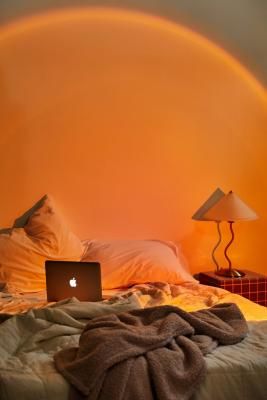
198;270;267;306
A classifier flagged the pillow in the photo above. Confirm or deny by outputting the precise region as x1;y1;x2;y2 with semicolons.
0;196;83;293
13;195;47;228
81;239;196;289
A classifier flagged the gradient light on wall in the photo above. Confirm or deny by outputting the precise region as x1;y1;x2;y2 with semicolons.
0;8;266;274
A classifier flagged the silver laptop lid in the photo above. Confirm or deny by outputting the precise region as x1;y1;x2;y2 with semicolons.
45;261;102;302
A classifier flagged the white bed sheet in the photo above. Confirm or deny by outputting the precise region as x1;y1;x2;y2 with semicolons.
103;282;267;321
0;290;47;315
1;282;267;321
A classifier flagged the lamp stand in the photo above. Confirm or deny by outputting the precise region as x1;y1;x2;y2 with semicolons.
215;221;245;278
211;221;222;273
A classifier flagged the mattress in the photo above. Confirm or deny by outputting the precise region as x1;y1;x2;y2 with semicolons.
0;282;266;400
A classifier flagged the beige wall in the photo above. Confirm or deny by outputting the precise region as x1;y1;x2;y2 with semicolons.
0;9;266;274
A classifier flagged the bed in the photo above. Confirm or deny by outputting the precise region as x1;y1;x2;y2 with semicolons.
0;195;267;400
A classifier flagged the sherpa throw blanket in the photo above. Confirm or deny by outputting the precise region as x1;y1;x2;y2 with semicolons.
54;303;248;400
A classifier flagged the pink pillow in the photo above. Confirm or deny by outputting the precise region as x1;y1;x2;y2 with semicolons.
0;196;83;293
81;239;196;289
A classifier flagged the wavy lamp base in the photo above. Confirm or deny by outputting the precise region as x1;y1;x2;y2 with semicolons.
215;268;245;278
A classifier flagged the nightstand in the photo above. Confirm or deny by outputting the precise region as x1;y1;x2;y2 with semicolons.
198;270;267;306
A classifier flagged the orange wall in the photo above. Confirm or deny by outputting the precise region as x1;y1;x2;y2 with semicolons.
0;8;267;275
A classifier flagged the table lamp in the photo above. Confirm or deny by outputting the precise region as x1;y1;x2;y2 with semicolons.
192;189;258;278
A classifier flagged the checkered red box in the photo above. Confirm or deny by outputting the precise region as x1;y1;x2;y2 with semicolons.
198;270;267;307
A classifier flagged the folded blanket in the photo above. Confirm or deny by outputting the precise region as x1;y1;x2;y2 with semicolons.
54;303;248;400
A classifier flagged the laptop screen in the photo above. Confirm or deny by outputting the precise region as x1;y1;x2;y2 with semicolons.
45;260;102;302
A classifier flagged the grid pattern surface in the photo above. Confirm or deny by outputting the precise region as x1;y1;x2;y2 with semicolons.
199;270;267;307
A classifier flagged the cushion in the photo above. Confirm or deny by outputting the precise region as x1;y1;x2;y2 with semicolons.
0;196;83;293
13;195;47;228
81;239;196;289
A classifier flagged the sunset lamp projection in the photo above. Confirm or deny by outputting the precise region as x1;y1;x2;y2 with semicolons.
193;189;258;278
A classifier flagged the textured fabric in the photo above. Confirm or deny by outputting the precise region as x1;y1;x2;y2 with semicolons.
81;239;196;289
0;293;265;400
54;303;248;400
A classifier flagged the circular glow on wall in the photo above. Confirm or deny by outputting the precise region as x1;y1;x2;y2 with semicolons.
0;8;266;272
0;7;266;100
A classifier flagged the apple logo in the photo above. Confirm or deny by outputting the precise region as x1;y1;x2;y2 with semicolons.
69;277;77;288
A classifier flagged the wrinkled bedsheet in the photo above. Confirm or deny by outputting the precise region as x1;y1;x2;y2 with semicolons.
1;281;267;321
104;281;267;321
0;282;267;400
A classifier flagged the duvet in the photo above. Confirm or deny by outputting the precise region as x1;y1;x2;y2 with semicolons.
0;283;266;400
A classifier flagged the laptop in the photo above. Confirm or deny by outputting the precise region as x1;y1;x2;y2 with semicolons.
45;260;102;302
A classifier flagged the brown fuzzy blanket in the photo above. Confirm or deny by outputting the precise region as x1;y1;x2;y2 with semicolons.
54;303;248;400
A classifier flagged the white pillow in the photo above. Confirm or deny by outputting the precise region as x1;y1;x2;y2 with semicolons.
0;196;83;293
81;239;196;289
